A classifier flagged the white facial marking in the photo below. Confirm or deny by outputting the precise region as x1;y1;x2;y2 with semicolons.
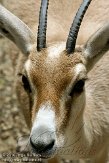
25;59;31;71
47;42;65;59
74;63;86;76
32;102;55;132
24;59;36;91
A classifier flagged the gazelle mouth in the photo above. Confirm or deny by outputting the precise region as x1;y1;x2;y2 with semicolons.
31;146;57;160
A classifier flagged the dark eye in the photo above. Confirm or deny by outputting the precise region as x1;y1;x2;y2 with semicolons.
22;75;31;93
69;80;85;96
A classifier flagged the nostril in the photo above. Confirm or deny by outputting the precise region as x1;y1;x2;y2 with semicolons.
42;139;55;152
30;137;55;153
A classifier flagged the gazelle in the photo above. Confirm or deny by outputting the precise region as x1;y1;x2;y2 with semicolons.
1;0;109;163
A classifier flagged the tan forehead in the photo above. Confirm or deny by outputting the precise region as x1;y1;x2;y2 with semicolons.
25;43;84;87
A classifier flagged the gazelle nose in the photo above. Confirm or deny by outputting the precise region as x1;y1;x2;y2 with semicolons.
30;137;55;153
30;126;55;154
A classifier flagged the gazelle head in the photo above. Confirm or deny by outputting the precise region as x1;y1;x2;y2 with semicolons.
1;0;109;159
22;0;91;158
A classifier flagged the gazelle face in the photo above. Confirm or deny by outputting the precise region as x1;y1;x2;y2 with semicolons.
21;42;87;158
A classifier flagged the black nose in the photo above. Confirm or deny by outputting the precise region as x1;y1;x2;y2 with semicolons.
30;137;55;153
30;126;55;154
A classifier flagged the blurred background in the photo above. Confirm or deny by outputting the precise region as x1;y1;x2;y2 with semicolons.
0;0;31;161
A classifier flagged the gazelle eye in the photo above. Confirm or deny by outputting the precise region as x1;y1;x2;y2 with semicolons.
22;75;31;93
69;79;85;96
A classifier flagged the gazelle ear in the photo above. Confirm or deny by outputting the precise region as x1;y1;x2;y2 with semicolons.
0;5;36;55
83;23;109;61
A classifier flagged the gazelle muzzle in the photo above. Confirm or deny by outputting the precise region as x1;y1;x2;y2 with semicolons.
30;103;56;157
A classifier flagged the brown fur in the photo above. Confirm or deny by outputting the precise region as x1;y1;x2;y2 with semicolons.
29;48;84;122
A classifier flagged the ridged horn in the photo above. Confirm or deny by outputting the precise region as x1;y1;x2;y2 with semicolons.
37;0;49;51
66;0;92;54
